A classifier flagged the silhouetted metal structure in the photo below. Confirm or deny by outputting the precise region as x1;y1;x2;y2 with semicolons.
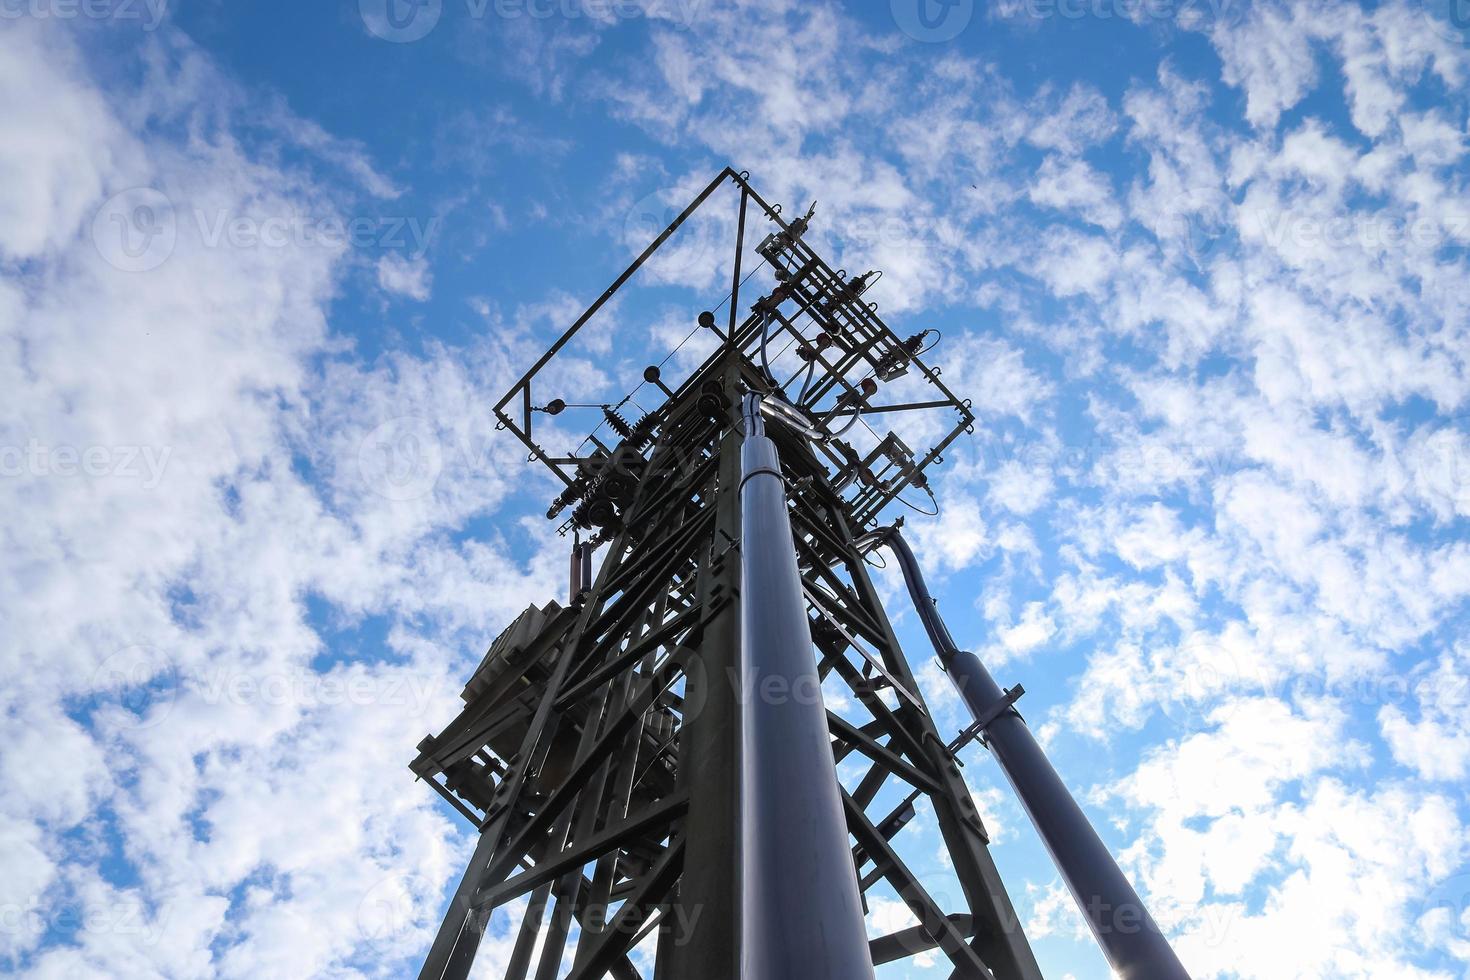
410;169;1189;979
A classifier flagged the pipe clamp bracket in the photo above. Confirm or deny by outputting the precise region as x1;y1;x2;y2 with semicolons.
972;684;1025;737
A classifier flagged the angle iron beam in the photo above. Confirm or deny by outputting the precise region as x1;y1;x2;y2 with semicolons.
555;604;706;711
475;793;690;911
870;916;977;967
827;711;942;796
826;653;933;771
473;649;686;896
841;791;996;979
562;837;687;980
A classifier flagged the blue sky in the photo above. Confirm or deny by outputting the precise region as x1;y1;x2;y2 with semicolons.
2;1;1469;977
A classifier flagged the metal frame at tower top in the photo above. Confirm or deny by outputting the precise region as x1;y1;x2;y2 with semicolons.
412;169;1190;980
491;167;975;536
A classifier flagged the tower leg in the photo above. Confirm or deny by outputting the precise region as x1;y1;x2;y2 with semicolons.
737;395;875;980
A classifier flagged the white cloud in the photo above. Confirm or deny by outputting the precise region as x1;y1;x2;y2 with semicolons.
376;253;433;302
0;21;558;978
1211;3;1322;130
0;24;123;261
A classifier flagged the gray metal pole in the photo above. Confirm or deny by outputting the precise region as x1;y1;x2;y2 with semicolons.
880;529;1190;980
738;394;876;980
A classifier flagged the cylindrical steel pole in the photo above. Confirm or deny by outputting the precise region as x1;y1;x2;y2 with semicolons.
881;530;1190;980
738;394;876;980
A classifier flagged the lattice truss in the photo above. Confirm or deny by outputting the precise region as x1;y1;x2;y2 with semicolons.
410;171;1043;980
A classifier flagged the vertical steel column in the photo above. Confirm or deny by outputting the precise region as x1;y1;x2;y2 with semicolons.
881;530;1190;980
666;363;744;980
738;394;875;980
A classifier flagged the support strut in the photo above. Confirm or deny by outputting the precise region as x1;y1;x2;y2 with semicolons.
876;527;1191;980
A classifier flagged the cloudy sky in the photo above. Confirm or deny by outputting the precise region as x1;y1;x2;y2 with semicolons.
2;0;1469;977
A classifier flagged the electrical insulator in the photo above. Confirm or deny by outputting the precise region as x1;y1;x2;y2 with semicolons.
756;284;790;313
835;377;878;409
626;412;657;451
786;201;816;240
875;330;930;382
546;476;588;520
847;270;878;297
603;406;634;440
796;333;834;363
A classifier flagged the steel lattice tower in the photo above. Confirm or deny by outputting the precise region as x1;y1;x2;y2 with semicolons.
410;170;1189;980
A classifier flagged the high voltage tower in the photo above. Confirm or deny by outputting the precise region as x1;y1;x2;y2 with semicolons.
410;169;1190;980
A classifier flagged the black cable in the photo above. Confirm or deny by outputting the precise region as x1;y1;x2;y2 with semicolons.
795;357;818;404
892;486;940;517
871;526;959;660
918;328;941;357
742;392;766;437
758;311;777;381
